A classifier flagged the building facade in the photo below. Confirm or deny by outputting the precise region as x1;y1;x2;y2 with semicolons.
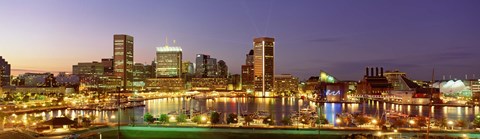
253;37;275;96
274;74;298;96
72;61;104;76
217;60;228;78
113;34;134;90
241;50;254;92
156;46;182;78
101;58;114;76
0;56;11;87
191;78;228;91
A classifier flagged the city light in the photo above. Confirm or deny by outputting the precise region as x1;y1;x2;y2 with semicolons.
0;1;477;139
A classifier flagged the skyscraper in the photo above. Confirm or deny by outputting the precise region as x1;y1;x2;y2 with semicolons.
253;37;275;96
241;50;254;92
156;44;182;78
0;56;11;87
217;60;228;78
195;54;209;77
113;34;134;91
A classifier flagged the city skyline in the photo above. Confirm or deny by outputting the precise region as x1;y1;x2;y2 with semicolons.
1;0;480;80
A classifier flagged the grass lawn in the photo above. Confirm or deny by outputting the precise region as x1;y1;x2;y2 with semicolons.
97;127;343;139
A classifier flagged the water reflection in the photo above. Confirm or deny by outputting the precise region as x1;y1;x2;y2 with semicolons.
11;98;477;125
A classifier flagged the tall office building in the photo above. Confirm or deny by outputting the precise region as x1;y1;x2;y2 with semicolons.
0;56;11;87
241;50;254;91
195;54;209;77
253;37;275;96
113;34;134;91
156;44;182;78
101;58;114;76
217;60;228;78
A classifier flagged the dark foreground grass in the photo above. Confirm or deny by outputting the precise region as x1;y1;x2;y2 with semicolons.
98;127;343;139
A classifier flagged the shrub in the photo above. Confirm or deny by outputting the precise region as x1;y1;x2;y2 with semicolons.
144;113;154;124
159;114;168;123
263;115;274;125
227;113;238;124
281;116;293;126
176;114;187;123
210;112;220;124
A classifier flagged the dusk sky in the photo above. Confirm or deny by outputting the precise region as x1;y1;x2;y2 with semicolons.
1;0;479;81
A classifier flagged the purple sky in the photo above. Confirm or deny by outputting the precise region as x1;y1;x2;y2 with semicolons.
1;0;479;80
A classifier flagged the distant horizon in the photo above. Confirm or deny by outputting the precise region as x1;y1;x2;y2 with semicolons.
1;0;479;81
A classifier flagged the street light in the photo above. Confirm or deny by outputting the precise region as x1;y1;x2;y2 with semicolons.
372;119;378;124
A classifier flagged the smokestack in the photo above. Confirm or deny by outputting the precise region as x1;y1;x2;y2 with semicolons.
365;67;368;77
380;67;384;77
370;67;374;77
375;67;379;77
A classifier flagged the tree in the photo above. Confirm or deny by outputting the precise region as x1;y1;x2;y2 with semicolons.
227;113;238;124
263;115;274;125
316;116;329;125
210;112;220;125
354;115;370;125
300;115;310;125
415;116;428;127
455;120;466;128
244;114;254;126
435;117;447;128
281;116;293;126
392;118;407;128
159;114;168;124
176;114;187;123
144;113;154;124
192;115;202;124
473;114;480;128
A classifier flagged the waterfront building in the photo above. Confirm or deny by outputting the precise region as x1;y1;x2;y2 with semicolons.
317;82;348;102
195;54;210;78
304;76;320;95
217;60;228;78
156;44;182;78
384;70;407;90
55;72;80;86
356;67;392;95
273;74;299;96
13;72;52;87
253;37;275;96
72;61;104;76
241;50;255;92
101;58;114;76
195;54;223;78
113;34;134;91
182;61;194;82
0;56;11;87
133;63;147;88
191;78;228;91
145;78;184;92
228;74;242;91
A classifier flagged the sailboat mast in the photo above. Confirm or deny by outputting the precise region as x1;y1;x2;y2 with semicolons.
426;68;434;139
